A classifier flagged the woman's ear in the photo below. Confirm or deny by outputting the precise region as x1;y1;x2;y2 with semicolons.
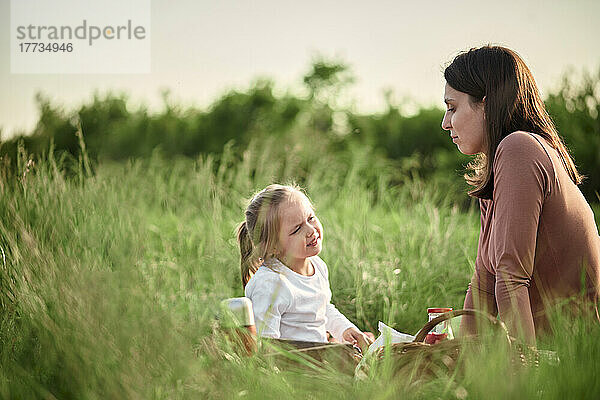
481;96;487;119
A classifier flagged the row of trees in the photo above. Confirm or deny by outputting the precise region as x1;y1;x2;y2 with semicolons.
1;60;599;200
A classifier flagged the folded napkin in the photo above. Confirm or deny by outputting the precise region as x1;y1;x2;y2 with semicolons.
366;321;415;355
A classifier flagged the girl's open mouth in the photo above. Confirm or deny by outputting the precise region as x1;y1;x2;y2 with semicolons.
307;235;319;247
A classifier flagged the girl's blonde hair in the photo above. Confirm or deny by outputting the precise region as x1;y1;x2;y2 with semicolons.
236;184;309;288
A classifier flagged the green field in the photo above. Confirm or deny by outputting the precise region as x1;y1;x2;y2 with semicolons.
1;136;599;399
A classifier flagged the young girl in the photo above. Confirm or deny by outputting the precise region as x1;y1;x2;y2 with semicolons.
236;184;371;349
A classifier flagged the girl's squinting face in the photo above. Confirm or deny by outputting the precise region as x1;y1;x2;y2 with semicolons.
277;195;323;267
441;83;486;155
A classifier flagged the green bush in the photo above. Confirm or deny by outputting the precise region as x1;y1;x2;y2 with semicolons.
1;63;598;202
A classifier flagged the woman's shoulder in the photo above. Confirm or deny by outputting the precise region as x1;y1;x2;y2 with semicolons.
495;131;554;167
497;131;546;153
492;131;555;196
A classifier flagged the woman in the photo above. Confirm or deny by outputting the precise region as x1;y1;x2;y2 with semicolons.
441;45;600;345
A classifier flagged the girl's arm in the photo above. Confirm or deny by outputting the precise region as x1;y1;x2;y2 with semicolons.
245;274;291;339
325;303;357;341
314;258;358;341
315;257;369;345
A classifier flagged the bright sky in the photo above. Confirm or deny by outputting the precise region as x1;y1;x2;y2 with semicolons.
1;0;599;138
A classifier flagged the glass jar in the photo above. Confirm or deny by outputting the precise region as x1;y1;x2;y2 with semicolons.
425;307;454;344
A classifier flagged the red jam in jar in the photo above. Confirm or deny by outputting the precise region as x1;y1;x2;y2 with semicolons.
425;307;454;344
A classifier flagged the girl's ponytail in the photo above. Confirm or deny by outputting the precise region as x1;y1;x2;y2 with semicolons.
237;221;257;288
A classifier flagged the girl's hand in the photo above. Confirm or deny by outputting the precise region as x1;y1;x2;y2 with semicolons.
326;332;340;343
341;327;374;351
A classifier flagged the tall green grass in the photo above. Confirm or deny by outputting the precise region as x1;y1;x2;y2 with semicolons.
0;137;598;399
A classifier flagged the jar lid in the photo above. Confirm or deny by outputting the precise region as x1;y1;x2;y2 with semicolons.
220;297;255;327
427;307;453;313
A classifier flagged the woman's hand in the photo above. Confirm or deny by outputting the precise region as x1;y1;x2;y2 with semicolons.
341;327;374;351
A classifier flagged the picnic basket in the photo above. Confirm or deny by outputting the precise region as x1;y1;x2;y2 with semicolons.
356;309;539;382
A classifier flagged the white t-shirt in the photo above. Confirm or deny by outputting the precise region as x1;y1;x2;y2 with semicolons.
244;256;357;343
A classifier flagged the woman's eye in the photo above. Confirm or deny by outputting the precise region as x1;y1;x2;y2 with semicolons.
308;216;314;222
291;226;301;235
447;107;455;112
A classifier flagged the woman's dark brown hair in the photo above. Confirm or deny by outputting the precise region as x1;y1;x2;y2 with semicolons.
444;45;582;199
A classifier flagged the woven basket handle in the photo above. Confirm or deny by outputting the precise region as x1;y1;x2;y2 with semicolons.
413;309;510;343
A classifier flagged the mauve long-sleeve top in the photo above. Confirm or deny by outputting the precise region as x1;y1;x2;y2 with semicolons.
463;131;600;344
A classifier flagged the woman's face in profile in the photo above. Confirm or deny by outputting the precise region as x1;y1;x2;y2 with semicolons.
441;83;486;155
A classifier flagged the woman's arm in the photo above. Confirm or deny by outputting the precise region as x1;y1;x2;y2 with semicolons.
462;257;498;335
491;132;553;345
461;200;498;335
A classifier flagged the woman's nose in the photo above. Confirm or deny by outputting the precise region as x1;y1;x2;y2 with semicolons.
441;113;451;131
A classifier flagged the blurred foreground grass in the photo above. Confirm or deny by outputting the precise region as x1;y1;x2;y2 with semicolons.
0;138;599;399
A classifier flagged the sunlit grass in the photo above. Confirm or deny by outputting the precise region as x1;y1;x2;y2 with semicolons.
0;140;598;399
